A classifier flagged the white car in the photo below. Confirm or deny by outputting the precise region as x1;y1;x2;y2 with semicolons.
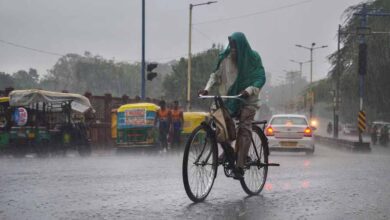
266;114;315;155
342;123;358;135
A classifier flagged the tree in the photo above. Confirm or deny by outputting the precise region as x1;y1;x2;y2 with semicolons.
12;68;39;89
0;72;14;90
162;46;222;109
317;0;390;122
40;52;145;97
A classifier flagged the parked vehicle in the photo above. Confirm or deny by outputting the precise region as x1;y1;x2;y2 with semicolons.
182;112;208;141
371;121;390;142
379;125;389;147
116;103;159;148
5;89;94;157
0;97;10;151
266;114;315;155
342;123;358;135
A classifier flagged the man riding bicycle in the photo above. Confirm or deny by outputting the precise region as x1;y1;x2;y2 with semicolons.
199;32;266;179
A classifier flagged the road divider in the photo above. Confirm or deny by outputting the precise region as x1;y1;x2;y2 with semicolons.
314;135;371;152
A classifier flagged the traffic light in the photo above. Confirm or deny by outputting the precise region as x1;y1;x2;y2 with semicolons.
147;63;158;81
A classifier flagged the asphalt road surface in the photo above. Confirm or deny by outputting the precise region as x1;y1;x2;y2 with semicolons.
1;143;390;220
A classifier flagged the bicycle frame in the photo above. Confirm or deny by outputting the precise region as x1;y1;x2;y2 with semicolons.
182;95;279;202
198;95;277;170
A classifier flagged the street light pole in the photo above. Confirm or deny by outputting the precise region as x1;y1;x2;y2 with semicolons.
187;1;217;111
295;43;328;121
290;59;310;78
334;24;342;139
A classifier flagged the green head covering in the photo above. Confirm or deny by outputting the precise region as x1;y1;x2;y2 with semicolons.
215;32;266;115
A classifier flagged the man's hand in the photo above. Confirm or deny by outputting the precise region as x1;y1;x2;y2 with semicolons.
198;89;209;96
239;90;250;98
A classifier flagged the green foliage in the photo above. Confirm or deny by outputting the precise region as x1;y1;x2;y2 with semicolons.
0;72;14;90
12;68;39;89
319;0;390;122
39;53;142;96
312;79;333;103
162;47;222;109
0;68;39;90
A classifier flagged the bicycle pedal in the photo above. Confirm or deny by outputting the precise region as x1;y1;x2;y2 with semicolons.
266;163;280;166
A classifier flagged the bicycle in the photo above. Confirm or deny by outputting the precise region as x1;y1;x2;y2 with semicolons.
182;95;279;202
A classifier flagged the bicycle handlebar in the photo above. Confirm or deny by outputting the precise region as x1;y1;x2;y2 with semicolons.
198;95;242;99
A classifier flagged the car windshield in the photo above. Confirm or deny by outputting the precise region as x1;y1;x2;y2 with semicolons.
270;117;308;125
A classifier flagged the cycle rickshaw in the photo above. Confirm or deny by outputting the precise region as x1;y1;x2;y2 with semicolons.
7;89;94;156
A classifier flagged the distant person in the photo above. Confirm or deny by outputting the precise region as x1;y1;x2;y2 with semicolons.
198;32;266;179
170;100;184;149
327;122;333;135
371;124;378;145
166;102;174;145
379;125;389;146
134;96;141;103
155;100;171;152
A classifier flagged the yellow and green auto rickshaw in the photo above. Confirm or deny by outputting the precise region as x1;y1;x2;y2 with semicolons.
116;103;159;148
182;112;209;141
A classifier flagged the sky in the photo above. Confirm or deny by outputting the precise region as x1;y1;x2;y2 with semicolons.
0;0;364;85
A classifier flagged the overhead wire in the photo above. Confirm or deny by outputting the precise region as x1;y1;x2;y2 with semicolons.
194;0;314;25
0;39;64;57
1;0;314;64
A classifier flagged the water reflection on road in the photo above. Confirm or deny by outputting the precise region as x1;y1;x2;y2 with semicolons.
1;144;390;219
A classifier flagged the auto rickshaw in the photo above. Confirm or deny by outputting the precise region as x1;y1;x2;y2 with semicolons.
116;103;159;148
182;112;208;141
7;89;94;157
111;108;118;140
0;97;10;151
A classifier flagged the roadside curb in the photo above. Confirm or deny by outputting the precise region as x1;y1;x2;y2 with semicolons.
314;135;371;152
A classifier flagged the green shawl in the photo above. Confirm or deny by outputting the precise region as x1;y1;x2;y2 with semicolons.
214;32;266;115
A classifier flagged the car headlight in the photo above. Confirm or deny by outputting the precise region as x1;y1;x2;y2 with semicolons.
310;119;318;127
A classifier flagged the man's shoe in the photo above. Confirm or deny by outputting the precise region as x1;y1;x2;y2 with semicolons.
233;167;244;180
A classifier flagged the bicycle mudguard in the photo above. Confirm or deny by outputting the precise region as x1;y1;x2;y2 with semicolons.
253;125;270;157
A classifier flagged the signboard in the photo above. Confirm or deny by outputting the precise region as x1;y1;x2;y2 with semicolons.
117;108;157;129
13;107;28;126
124;108;146;126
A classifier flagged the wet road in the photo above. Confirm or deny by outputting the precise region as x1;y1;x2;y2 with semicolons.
1;143;390;220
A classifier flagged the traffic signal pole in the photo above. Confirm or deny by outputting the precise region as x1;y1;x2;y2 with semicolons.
141;0;146;99
353;4;390;143
187;4;193;111
357;5;367;143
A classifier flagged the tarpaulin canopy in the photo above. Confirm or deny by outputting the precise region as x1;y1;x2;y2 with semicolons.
9;89;94;113
117;103;159;113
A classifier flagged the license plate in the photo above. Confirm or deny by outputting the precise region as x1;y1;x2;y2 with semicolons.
280;141;297;147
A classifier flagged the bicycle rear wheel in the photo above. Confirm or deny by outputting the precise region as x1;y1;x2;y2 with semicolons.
182;124;218;202
240;126;269;195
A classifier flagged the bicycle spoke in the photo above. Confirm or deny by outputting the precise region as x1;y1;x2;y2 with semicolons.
184;126;216;201
241;129;268;195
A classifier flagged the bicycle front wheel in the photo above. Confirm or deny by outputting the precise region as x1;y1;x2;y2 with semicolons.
182;124;218;202
240;126;269;195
